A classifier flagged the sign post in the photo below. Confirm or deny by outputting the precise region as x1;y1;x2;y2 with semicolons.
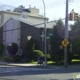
62;38;69;68
64;0;69;68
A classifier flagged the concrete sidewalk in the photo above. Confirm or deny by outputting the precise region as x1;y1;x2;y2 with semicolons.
0;61;37;67
0;61;80;70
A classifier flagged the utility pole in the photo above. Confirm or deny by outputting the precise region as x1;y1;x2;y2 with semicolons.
64;0;68;68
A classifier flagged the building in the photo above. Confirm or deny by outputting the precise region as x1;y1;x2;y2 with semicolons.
0;6;53;55
0;6;49;26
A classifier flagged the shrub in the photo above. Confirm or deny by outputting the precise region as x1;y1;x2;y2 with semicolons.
4;56;14;62
13;55;22;63
7;43;18;56
0;43;4;56
34;50;44;57
25;38;36;60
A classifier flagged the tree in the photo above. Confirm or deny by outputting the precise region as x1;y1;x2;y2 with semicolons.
70;15;80;39
50;25;63;64
25;38;37;61
55;18;64;29
69;15;80;53
72;38;80;54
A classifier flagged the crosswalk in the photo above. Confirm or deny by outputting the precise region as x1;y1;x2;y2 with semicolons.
0;67;50;73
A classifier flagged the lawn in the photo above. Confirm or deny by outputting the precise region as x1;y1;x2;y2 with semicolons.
30;59;80;65
72;59;80;64
31;60;55;65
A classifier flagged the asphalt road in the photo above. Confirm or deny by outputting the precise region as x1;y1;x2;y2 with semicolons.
0;65;80;80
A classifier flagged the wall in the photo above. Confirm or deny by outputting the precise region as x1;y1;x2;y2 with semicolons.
3;12;20;23
3;18;20;55
28;16;45;24
20;22;42;54
0;26;3;43
0;10;49;28
28;8;39;16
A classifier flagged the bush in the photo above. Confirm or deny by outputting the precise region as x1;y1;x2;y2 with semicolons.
13;55;22;63
25;38;36;60
34;50;44;57
0;43;4;56
7;43;18;56
4;56;14;62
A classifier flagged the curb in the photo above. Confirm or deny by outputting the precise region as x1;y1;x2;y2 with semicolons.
0;62;80;70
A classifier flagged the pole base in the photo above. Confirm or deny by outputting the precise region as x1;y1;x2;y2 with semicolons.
64;64;68;68
43;61;47;67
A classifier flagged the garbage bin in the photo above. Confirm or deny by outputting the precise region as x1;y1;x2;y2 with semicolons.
37;56;43;66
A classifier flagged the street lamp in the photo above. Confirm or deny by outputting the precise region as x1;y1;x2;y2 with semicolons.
42;0;47;66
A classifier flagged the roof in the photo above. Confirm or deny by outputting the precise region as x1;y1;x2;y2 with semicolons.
0;17;40;28
0;17;53;29
0;10;48;20
0;10;21;15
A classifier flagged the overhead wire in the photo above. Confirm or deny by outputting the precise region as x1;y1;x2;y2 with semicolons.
0;0;66;15
0;1;66;26
0;0;79;21
0;18;65;33
38;0;65;10
69;3;80;7
23;0;66;15
7;0;40;7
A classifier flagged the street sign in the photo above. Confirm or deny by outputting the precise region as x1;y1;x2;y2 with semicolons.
46;36;50;40
41;35;45;37
62;39;69;47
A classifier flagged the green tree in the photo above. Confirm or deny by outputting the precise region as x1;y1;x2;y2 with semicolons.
55;18;64;29
25;38;36;61
50;26;63;64
70;15;80;39
69;14;80;55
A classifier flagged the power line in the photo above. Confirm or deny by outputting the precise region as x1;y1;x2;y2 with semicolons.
69;3;80;7
37;0;65;10
7;0;40;7
0;0;66;17
0;18;65;33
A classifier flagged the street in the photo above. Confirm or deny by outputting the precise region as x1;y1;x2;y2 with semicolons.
0;65;80;80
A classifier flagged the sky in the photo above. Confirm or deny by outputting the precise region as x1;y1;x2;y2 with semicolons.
0;0;80;22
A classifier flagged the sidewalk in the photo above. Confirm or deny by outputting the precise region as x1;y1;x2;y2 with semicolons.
0;61;80;70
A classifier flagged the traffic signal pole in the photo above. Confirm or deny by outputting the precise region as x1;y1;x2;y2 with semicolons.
64;0;68;68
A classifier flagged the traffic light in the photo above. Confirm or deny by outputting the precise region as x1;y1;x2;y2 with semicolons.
74;12;78;21
69;12;73;21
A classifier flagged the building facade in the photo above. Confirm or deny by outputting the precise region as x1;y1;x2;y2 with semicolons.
0;7;52;55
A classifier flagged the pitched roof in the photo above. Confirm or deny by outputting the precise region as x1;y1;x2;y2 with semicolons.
0;17;40;28
0;17;53;29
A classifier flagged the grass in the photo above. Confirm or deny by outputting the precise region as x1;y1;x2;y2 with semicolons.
0;56;4;61
72;59;80;64
31;60;57;65
30;60;54;64
30;59;80;65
